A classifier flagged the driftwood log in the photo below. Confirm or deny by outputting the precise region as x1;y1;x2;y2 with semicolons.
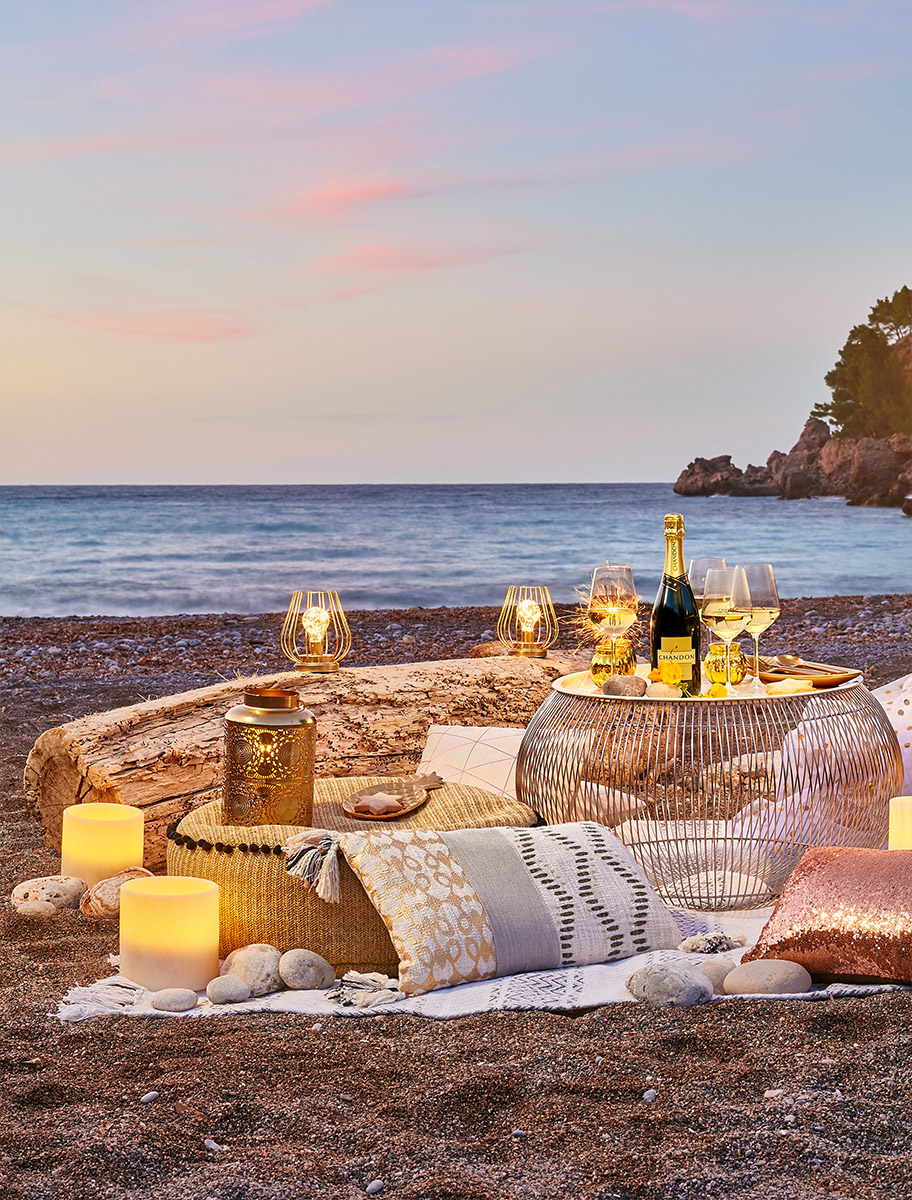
25;653;586;870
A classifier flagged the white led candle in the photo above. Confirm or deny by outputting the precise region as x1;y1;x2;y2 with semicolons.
60;802;145;888
119;876;220;991
888;797;912;850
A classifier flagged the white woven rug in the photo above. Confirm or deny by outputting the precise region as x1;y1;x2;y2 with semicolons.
55;908;901;1022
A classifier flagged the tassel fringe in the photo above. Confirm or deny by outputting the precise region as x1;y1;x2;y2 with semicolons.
283;829;341;903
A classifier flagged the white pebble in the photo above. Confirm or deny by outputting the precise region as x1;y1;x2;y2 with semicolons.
278;948;335;990
204;1138;223;1152
366;1182;384;1195
221;944;282;997
11;875;85;910
139;1091;159;1104
13;900;57;917
150;988;199;1012
206;975;251;1005
642;1089;657;1104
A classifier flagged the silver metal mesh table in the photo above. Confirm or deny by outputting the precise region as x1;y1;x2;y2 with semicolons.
516;673;902;910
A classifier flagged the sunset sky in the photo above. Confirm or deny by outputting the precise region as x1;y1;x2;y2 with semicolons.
2;0;910;484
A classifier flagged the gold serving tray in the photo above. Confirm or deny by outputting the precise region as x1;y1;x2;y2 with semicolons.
553;669;862;700
757;655;861;689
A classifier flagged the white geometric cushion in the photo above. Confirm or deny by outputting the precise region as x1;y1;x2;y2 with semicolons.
872;672;912;795
417;725;526;800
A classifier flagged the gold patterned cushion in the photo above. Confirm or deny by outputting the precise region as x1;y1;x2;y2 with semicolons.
334;822;682;996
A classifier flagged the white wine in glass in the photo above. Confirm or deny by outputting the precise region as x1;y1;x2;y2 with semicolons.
589;565;638;677
738;563;781;690
701;567;751;690
688;556;726;653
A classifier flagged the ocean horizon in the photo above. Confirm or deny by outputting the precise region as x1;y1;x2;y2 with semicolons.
1;483;908;617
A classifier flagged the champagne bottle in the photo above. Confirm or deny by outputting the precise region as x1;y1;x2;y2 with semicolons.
649;513;702;697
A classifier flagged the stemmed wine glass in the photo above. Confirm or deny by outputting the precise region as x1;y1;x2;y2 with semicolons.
700;567;751;691
589;565;638;677
737;563;781;692
689;557;727;651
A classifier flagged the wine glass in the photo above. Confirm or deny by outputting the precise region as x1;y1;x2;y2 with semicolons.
688;557;727;652
737;563;781;691
701;567;751;691
589;565;638;677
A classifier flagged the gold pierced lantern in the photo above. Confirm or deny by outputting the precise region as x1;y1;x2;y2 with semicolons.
497;586;559;658
281;590;351;672
223;688;316;826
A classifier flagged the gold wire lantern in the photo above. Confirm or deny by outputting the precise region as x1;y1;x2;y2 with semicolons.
281;590;352;672
497;586;559;658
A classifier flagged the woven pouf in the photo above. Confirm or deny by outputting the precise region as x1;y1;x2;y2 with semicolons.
166;777;537;975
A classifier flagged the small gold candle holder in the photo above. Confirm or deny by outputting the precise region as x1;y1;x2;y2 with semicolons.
281;590;352;672
496;586;559;658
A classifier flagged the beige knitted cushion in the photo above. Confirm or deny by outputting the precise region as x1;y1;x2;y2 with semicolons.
165;776;537;975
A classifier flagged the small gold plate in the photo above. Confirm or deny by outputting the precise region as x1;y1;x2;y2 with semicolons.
342;779;433;821
758;656;861;688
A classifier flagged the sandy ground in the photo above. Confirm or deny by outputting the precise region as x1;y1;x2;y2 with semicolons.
1;596;911;1200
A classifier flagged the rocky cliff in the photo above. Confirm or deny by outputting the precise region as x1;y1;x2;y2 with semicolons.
675;419;912;512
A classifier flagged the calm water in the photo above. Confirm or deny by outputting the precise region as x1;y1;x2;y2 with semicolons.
0;484;908;616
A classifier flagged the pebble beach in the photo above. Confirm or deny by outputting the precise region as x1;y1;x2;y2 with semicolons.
1;595;911;1200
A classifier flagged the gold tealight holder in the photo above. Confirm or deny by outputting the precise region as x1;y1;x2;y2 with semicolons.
281;590;352;672
497;586;559;658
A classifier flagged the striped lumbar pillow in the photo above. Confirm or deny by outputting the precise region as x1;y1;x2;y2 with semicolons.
334;822;681;996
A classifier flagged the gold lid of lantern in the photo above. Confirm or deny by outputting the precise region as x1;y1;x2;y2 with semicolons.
281;590;352;672
497;585;559;658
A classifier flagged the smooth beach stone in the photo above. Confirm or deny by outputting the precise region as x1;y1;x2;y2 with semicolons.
723;959;812;996
626;963;713;1007
693;957;737;995
12;875;86;910
279;949;335;991
645;682;683;699
206;974;251;1005
80;866;153;919
601;675;648;697
150;987;199;1012
14;899;58;917
221;943;283;997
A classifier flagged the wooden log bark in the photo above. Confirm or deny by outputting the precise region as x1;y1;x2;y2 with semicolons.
24;653;587;870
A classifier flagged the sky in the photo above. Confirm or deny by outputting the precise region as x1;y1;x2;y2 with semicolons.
1;0;910;485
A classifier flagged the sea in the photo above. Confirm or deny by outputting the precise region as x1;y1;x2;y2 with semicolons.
0;484;908;617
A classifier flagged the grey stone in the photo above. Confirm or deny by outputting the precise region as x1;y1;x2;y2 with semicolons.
693;957;737;995
14;899;58;917
626;963;713;1007
204;1138;223;1152
642;1089;657;1104
278;949;335;990
221;943;283;997
206;974;251;1005
150;988;199;1012
11;875;86;910
366;1182;384;1195
724;959;812;995
139;1091;159;1104
601;675;648;697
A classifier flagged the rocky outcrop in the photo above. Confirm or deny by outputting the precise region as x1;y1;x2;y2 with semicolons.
675;419;912;509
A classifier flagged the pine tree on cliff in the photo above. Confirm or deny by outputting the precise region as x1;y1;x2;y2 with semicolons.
813;286;912;438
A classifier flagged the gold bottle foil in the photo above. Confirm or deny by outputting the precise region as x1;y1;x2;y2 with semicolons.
223;688;316;826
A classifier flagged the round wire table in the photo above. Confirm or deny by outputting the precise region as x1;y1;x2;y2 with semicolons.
516;673;902;910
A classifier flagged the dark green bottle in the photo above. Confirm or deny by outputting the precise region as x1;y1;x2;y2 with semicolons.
649;513;702;697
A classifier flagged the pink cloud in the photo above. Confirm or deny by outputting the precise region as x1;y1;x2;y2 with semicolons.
309;241;529;277
115;0;341;50
43;308;254;343
251;139;744;223
0;132;214;169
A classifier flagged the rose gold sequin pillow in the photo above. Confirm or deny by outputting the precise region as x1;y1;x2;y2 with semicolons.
743;847;912;984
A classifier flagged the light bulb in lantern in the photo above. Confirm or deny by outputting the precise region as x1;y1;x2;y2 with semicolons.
302;605;331;654
516;599;542;641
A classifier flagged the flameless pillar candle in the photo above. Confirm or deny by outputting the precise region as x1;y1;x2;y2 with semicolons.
119;877;219;991
888;797;912;849
60;802;145;888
